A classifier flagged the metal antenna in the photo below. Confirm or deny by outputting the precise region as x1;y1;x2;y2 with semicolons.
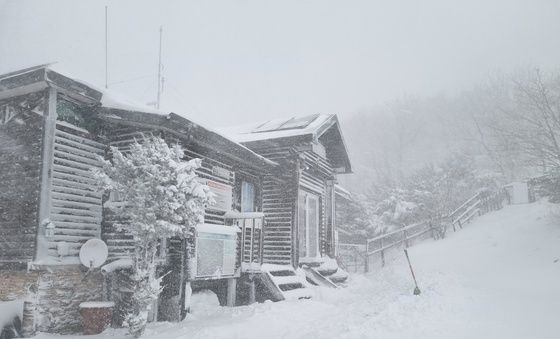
156;26;163;109
105;6;108;89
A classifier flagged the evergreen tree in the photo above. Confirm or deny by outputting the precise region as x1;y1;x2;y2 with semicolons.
93;137;213;338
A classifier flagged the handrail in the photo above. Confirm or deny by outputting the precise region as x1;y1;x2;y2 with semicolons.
452;199;481;224
226;214;265;270
337;188;504;273
448;192;481;219
366;221;427;244
367;227;432;256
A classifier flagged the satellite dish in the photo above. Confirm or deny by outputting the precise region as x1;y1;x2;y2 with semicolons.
79;239;109;268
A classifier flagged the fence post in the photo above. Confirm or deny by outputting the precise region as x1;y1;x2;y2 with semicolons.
429;221;436;239
403;228;408;248
364;240;369;273
380;237;385;267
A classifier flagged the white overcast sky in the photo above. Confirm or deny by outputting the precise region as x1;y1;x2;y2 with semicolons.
1;0;560;127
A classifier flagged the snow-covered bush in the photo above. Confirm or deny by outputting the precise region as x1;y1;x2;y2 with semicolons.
529;169;560;203
93;136;213;338
338;153;500;239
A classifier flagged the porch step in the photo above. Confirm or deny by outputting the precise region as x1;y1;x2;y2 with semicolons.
328;268;349;285
304;257;349;287
260;264;313;301
302;266;338;288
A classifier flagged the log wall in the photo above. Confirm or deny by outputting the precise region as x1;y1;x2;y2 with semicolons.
244;143;337;266
46;124;105;260
100;125;262;261
248;146;298;265
0;106;43;264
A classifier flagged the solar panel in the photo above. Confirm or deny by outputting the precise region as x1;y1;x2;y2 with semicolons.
252;114;320;133
252;119;287;133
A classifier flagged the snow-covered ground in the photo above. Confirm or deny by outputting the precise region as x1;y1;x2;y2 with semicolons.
37;201;560;339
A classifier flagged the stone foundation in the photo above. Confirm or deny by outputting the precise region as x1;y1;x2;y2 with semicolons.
0;265;104;334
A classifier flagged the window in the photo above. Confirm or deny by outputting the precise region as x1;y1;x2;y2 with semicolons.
56;98;98;131
57;99;86;127
241;181;255;213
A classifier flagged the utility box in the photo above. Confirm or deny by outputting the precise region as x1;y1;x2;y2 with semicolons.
504;182;530;204
194;224;239;279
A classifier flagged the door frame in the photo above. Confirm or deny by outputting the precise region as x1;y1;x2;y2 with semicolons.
299;190;320;260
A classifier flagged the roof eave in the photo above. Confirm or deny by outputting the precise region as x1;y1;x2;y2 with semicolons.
97;108;278;172
316;115;352;174
0;66;103;105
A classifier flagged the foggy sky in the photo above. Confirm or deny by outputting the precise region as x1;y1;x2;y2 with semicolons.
1;0;560;127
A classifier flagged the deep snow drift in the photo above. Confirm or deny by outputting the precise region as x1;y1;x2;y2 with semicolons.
36;201;560;339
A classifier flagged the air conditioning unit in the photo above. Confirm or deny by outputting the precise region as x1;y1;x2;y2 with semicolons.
194;224;239;279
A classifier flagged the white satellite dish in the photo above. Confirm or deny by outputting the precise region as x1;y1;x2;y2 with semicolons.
79;239;109;268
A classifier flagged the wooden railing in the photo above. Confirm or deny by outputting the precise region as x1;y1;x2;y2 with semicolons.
224;212;265;272
337;243;366;273
363;221;433;271
449;190;504;231
338;189;506;273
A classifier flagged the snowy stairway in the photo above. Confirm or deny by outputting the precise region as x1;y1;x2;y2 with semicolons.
302;266;338;288
324;268;349;286
304;257;349;287
261;264;313;301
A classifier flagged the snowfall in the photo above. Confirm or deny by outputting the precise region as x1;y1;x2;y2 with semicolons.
31;201;560;338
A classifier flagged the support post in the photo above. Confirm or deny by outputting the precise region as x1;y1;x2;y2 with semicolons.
403;228;409;248
35;87;57;261
248;276;256;304
226;278;237;307
364;240;369;273
429;221;435;239
249;219;255;263
380;237;385;267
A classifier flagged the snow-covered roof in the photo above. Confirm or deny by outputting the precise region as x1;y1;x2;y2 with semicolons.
196;223;240;236
219;113;352;173
218;114;335;143
0;64;278;171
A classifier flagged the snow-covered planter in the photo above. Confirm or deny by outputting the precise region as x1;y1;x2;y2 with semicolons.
79;301;115;335
93;137;213;338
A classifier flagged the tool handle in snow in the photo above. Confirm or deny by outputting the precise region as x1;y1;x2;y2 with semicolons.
404;249;419;287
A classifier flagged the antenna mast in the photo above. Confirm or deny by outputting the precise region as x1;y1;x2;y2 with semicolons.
105;6;108;89
156;26;163;109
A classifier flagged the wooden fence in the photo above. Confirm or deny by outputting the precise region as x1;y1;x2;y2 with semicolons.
337;189;506;273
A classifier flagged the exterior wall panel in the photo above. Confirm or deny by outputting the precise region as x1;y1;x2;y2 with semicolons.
0;105;43;263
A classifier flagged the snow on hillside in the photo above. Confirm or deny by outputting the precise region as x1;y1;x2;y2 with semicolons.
36;201;560;339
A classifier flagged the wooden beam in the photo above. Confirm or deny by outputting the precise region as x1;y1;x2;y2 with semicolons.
0;81;48;101
35;87;57;261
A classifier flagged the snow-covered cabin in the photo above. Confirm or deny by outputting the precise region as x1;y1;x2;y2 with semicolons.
0;65;354;335
0;65;277;333
220;114;352;287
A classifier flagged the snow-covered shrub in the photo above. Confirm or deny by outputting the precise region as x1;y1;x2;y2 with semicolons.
529;169;560;203
338;153;500;239
93;136;213;338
